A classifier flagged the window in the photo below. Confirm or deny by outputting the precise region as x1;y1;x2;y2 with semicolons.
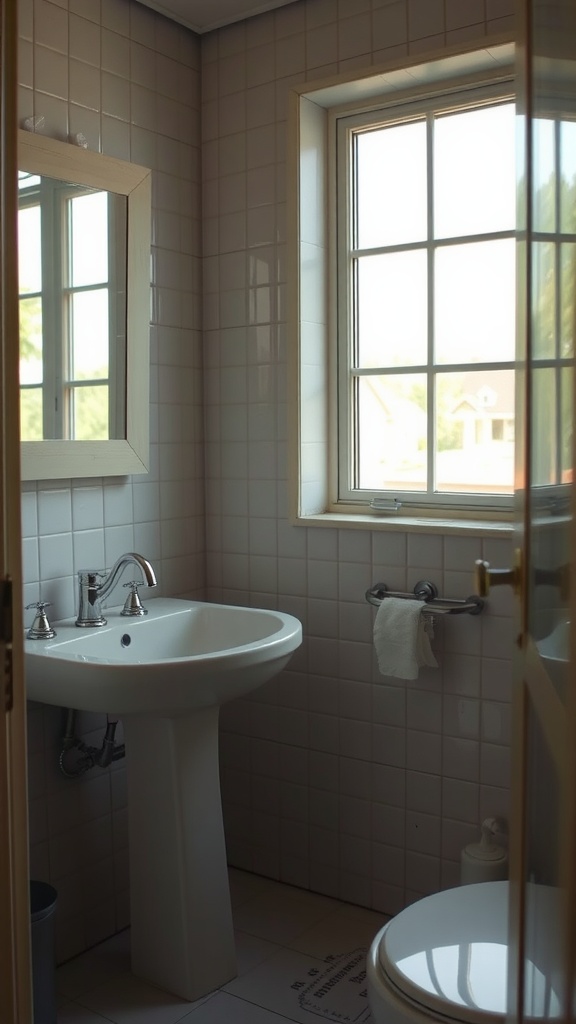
18;173;126;442
334;90;517;512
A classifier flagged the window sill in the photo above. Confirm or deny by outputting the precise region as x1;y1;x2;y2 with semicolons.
294;511;514;537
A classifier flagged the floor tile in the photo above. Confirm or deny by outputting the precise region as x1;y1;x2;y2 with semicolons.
57;999;115;1024
224;946;373;1024
288;905;389;961
232;888;340;945
77;973;211;1024
235;929;283;975
229;869;311;908
228;868;286;908
57;930;132;999
180;991;296;1022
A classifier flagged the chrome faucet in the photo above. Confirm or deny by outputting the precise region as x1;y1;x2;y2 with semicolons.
76;552;157;627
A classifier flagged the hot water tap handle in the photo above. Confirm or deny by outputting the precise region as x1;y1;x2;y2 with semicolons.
121;581;149;617
25;601;57;639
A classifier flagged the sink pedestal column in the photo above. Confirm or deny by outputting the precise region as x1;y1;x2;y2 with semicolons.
123;706;237;1001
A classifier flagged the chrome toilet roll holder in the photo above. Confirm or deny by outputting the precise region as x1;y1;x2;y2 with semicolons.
365;580;484;616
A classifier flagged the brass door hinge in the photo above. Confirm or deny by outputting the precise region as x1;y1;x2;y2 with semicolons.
0;577;14;711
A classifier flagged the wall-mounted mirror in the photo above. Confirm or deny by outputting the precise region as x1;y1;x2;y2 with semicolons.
18;131;152;480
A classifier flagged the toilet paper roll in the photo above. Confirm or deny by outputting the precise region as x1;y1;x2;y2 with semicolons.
461;843;508;885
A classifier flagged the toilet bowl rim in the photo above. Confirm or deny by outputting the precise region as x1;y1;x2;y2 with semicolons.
367;924;506;1024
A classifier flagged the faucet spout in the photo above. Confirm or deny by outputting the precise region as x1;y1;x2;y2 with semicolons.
76;552;157;627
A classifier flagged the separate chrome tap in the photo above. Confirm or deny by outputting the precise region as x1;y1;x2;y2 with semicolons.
26;601;57;639
76;552;157;627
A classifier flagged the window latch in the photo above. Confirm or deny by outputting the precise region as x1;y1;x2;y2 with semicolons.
369;498;402;513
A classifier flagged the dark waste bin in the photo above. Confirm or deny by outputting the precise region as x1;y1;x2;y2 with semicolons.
30;881;57;1024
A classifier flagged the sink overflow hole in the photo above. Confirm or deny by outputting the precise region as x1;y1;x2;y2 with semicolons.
121;634;132;648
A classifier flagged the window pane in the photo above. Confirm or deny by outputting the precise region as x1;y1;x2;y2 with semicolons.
561;366;573;483
356;251;427;368
356;374;427;490
20;389;43;442
435;370;514;493
69;385;109;440
532;367;557;486
70;290;109;380
19;296;43;384
18;171;40;190
434;103;515;238
532;117;555;233
560;120;576;233
435;240;515;364
355;120;427;249
532;242;555;359
70;191;108;287
18;205;42;293
561;243;575;357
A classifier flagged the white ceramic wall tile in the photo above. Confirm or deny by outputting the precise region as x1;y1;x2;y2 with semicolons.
406;730;442;775
70;14;101;66
445;0;485;31
405;809;441;855
372;684;405;728
372;2;409;49
442;777;479;824
443;736;480;783
372;724;405;768
38;489;72;535
442;652;482;697
407;533;443;570
406;689;442;732
406;770;441;815
481;656;512;702
35;0;68;52
443;695;480;740
72;530;106;573
480;742;511;787
338;12;372;60
405;850;440;895
372;530;408;569
38;533;74;581
481;701;511;745
22;537;40;585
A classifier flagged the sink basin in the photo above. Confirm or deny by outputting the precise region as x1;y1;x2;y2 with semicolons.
24;596;303;1002
25;596;302;715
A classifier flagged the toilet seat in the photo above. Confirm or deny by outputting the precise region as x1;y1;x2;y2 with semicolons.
376;881;561;1023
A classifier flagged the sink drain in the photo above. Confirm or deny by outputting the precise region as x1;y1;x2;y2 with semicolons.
121;634;132;647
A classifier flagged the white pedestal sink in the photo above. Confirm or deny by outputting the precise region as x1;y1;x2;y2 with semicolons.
25;598;302;1001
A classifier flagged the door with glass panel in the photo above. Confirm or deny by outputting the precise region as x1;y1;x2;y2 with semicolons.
0;1;32;1021
478;0;576;1018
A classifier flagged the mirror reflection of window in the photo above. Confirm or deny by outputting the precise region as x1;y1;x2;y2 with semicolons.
17;172;127;442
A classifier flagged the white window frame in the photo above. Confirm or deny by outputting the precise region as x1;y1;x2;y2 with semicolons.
333;83;516;515
288;41;525;532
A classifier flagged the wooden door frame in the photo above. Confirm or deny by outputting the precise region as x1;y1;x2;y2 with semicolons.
0;0;33;1020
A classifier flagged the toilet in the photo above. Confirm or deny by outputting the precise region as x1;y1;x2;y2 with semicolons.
367;881;561;1024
